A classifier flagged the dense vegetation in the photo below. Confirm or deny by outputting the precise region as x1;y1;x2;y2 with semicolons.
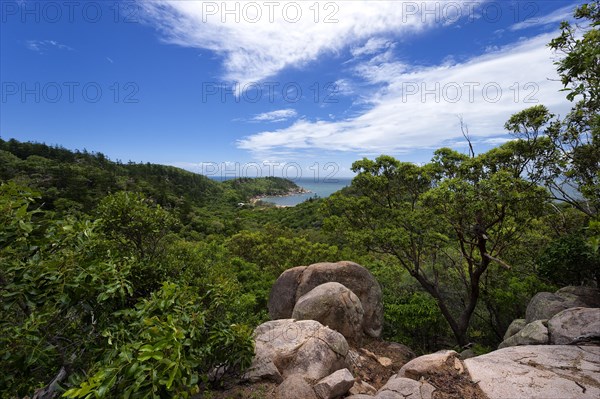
1;2;598;397
222;176;304;200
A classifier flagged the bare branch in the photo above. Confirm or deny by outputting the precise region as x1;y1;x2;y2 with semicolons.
458;115;475;158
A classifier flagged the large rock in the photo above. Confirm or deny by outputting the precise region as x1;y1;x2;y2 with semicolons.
243;319;349;383
292;282;365;343
498;320;549;349
274;375;318;399
556;286;600;308
398;350;464;380
313;368;355;399
269;261;384;337
503;318;527;341
465;345;600;399
268;266;307;320
548;307;600;344
526;286;600;323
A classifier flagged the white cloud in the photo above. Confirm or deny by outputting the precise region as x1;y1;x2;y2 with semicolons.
237;33;571;156
333;79;355;96
351;37;394;57
139;1;480;86
252;109;298;122
26;40;73;53
510;4;577;31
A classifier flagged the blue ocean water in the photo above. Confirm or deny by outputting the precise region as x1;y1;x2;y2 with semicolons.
260;178;352;206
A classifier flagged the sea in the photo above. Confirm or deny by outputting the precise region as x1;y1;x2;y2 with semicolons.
260;178;353;206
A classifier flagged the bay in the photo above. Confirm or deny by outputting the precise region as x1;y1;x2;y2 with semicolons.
259;178;352;206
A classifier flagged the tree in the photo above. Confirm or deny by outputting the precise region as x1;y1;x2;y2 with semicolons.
509;2;600;216
96;192;177;261
504;2;600;265
324;150;548;346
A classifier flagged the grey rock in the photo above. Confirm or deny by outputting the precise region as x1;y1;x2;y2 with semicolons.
274;375;317;399
292;282;365;343
498;320;549;349
398;350;464;380
268;266;307;320
525;286;600;324
465;345;600;399
243;319;349;383
526;292;587;323
556;286;600;308
548;307;600;344
313;368;355;399
376;375;436;399
504;318;527;341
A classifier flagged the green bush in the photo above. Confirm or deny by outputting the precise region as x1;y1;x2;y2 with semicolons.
64;283;254;399
538;232;600;286
0;184;255;398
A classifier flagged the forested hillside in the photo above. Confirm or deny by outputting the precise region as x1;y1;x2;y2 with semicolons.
0;139;305;212
1;3;598;398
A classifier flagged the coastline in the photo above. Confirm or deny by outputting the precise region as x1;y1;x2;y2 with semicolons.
249;186;312;207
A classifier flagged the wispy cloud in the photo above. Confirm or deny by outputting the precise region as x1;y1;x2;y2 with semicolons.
251;109;298;122
510;4;578;31
26;40;73;53
139;1;479;86
351;37;394;57
237;33;570;157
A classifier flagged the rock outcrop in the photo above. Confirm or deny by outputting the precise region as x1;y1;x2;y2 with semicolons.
250;275;600;399
501;285;599;349
292;282;365;343
465;345;600;399
269;261;384;338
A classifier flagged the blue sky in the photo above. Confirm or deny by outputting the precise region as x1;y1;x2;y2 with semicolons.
0;0;580;179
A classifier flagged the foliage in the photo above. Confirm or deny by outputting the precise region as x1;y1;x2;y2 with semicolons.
222;176;303;202
0;184;134;397
0;138;224;213
506;2;600;216
63;283;254;399
538;231;600;286
383;291;448;353
323;149;549;346
0;184;255;398
226;226;342;277
96;192;178;262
